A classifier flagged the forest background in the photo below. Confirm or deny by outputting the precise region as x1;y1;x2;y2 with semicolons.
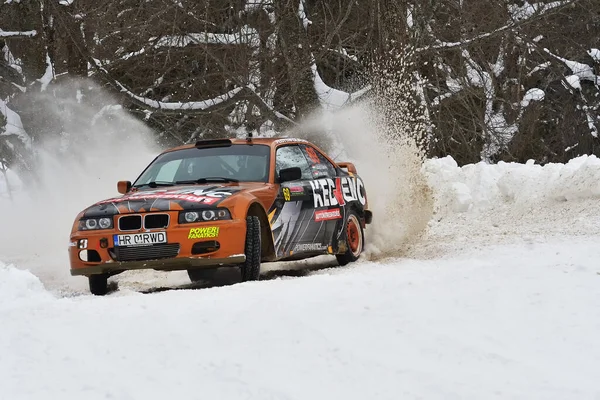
1;0;599;179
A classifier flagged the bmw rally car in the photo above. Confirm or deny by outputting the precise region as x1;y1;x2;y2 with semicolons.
69;137;373;295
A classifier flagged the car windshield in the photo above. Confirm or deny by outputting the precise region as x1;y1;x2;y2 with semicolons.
133;144;271;187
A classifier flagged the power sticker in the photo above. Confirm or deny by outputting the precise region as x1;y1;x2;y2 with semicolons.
188;226;220;239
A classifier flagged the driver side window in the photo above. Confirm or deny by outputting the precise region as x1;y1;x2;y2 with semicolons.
275;145;312;181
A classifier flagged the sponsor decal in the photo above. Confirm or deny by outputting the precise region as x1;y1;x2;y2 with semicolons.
311;163;329;178
282;186;305;201
309;176;366;208
293;243;327;252
188;226;220;239
97;187;236;205
68;241;77;247
315;208;342;222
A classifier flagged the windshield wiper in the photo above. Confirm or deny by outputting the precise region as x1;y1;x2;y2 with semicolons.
132;181;176;189
176;177;239;185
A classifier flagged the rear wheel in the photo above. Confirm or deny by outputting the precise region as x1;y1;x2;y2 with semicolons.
336;211;364;266
88;273;109;296
241;216;261;281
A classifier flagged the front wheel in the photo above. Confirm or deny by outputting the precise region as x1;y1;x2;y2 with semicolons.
88;273;109;296
241;216;261;281
336;211;364;266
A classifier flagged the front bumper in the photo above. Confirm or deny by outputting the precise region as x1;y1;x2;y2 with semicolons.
70;254;246;276
69;217;247;276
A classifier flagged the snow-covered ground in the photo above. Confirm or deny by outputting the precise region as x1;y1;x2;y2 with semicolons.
2;154;600;399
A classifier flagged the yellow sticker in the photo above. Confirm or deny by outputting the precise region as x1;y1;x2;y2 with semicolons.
282;187;291;201
188;226;220;239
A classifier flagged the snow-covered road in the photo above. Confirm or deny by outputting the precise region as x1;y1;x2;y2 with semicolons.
2;154;600;399
2;237;599;400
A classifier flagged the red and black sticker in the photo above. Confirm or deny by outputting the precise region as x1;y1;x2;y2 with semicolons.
314;208;342;222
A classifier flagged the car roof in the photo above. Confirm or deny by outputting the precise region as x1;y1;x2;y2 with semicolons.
160;137;312;154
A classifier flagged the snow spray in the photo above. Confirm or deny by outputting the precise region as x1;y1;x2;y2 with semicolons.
285;101;434;261
0;79;158;292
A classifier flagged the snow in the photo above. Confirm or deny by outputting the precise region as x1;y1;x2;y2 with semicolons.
520;87;545;107
0;98;32;148
509;1;569;21
0;29;36;38
545;48;599;84
297;0;312;30
527;61;550;76
2;237;600;399
153;26;259;47
565;75;581;90
121;84;244;111
589;48;600;62
424;154;600;208
310;62;370;110
312;64;351;109
37;53;54;91
3;148;600;398
2;42;22;75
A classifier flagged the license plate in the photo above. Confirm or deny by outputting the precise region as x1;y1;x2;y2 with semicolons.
113;232;167;247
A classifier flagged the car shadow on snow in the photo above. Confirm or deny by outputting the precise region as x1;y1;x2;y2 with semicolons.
136;256;341;295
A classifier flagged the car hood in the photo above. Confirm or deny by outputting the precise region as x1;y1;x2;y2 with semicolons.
81;183;258;218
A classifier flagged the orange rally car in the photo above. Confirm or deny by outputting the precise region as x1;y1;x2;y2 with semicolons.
69;137;373;295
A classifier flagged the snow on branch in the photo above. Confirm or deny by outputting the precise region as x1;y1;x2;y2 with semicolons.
37;53;54;91
508;1;570;21
120;84;245;111
90;58;242;112
0;29;37;38
0;99;32;149
152;26;259;48
310;61;370;110
297;0;312;29
88;58;294;125
416;0;574;52
543;48;599;84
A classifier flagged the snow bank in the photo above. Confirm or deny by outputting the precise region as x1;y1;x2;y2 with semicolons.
0;262;52;305
423;154;600;214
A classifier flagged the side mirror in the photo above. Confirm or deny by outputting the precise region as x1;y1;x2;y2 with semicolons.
117;180;132;194
278;167;302;183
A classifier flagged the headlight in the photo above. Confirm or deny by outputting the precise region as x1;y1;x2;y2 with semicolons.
179;208;231;223
98;218;112;229
184;211;199;223
78;217;113;231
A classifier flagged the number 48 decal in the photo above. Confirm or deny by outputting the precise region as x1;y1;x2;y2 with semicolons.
282;187;291;201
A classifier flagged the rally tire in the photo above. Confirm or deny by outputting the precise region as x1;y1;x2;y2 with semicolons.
336;211;364;266
89;274;109;296
241;216;261;281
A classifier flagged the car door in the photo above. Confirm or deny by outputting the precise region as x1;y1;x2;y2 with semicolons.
298;144;347;252
268;144;328;258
